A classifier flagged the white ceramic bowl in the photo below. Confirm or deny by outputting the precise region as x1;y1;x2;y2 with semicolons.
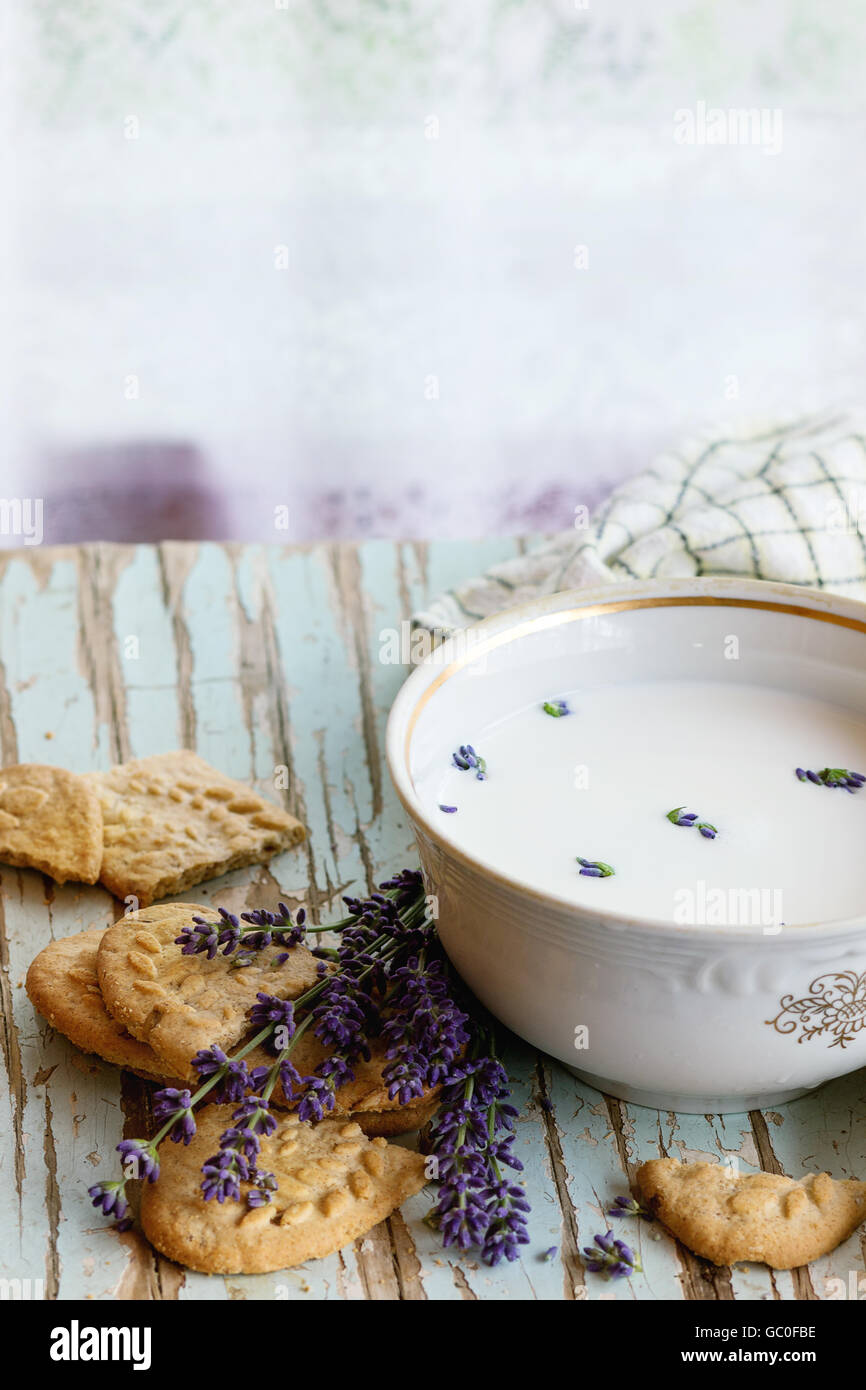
386;577;866;1112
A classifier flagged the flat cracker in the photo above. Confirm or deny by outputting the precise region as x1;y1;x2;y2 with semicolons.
88;751;305;906
97;903;322;1079
140;1105;427;1273
637;1157;866;1269
0;763;103;884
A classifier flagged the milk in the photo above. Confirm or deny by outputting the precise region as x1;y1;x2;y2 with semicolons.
416;679;866;927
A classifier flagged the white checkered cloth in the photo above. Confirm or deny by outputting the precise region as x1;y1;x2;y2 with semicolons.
414;414;866;636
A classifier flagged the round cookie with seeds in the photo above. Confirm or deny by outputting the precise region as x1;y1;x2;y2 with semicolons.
637;1157;866;1269
96;903;322;1079
25;926;179;1080
141;1105;428;1273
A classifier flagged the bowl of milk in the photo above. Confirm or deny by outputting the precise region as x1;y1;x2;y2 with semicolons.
386;577;866;1112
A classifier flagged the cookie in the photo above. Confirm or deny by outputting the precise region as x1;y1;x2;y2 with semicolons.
0;763;103;884
140;1106;428;1273
637;1157;866;1269
88;751;305;906
25;926;175;1078
97;903;322;1079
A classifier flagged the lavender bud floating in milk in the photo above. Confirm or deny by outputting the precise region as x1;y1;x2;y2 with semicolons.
416;679;866;929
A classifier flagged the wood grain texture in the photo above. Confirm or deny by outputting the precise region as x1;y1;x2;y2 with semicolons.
0;539;864;1301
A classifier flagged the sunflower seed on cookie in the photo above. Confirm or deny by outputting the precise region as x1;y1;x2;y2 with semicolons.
87;750;305;906
0;763;103;884
140;1104;427;1273
96;903;321;1079
637;1157;866;1269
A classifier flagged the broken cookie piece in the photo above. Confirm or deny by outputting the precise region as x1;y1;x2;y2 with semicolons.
0;763;103;884
140;1105;428;1272
637;1156;866;1269
88;750;305;906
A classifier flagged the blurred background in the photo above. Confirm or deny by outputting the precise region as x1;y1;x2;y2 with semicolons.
1;0;865;544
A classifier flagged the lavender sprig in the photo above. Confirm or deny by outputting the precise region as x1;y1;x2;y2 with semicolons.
796;766;866;793
427;1043;528;1266
88;868;532;1265
607;1194;652;1220
666;807;718;839
582;1229;643;1280
452;744;487;780
576;856;615;878
175;902;309;960
380;954;471;1103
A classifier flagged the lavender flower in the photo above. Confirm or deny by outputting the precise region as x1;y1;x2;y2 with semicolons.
582;1229;642;1280
88;1181;129;1221
608;1194;651;1220
297;1076;340;1124
311;975;372;1054
116;1138;160;1183
666;807;718;839
542;699;570;718
576;857;615;878
201;1095;277;1203
796;766;866;792
231;1097;277;1138
190;1045;252;1102
428;1043;528;1267
152;1088;196;1145
249;993;296;1038
381;956;471;1101
175;902;306;958
482;1180;532;1265
452;744;487;780
201;1150;250;1204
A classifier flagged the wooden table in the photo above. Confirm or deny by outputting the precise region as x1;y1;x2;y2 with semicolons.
1;539;864;1302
